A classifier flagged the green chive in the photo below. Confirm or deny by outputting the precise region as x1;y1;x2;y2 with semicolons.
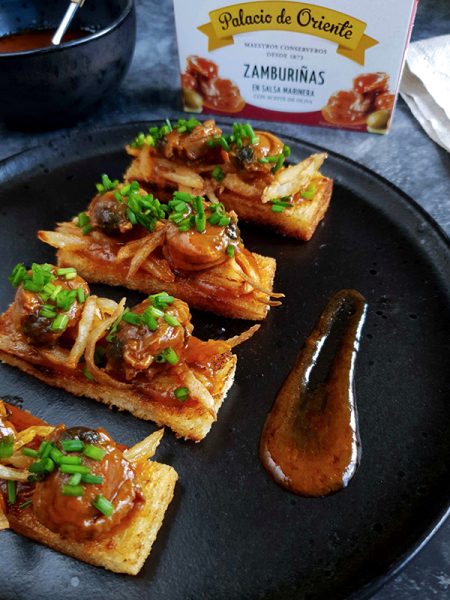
164;313;180;327
50;447;64;464
57;267;77;277
8;263;27;288
22;447;39;458
77;212;90;228
39;305;57;319
28;461;47;474
218;216;230;227
211;166;225;182
61;484;84;497
81;473;104;485
76;288;86;303
59;455;82;465
160;347;179;366
43;458;56;473
271;205;285;213
174;387;189;402
38;441;52;459
19;500;32;510
60;464;91;475
83;366;94;381
61;439;84;452
83;445;106;461
227;244;235;258
0;435;14;458
301;184;317;200
68;473;82;486
92;494;114;517
7;480;16;504
142;310;158;332
283;145;291;157
195;213;206;233
51;313;69;332
122;311;143;326
82;225;93;235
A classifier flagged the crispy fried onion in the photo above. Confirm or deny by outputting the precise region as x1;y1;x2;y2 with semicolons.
84;298;129;389
225;324;260;348
231;254;284;306
67;295;98;368
154;157;204;190
37;229;86;250
0;464;29;481
182;369;216;419
262;153;327;203
3;425;55;469
117;228;167;278
123;428;164;463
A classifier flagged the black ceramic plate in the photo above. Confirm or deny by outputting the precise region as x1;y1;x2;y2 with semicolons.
0;123;448;600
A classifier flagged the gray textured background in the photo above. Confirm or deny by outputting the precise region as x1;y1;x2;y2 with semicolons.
0;0;449;598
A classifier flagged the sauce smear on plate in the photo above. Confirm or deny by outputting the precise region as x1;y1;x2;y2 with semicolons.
260;289;367;496
0;29;88;53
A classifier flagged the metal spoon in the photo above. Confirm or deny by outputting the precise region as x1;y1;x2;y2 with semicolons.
51;0;85;46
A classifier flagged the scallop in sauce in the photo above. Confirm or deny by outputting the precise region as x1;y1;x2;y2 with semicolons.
260;289;367;497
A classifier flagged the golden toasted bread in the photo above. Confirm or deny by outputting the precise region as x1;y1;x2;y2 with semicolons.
0;303;238;442
1;420;178;575
51;242;277;321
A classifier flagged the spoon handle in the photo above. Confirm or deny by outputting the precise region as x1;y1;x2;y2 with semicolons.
51;0;85;46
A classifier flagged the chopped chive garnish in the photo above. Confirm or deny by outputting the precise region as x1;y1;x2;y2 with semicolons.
300;184;317;200
19;500;32;510
39;305;57;319
106;317;121;342
51;313;69;332
50;447;64;464
22;447;39;458
92;494;114;517
38;440;52;459
174;387;189;402
29;461;47;474
57;267;77;277
227;244;235;258
142;309;158;332
211;166;225;182
60;464;91;475
61;484;84;497
0;435;14;458
82;224;93;235
83;366;94;381
156;347;179;365
43;458;56;472
77;211;90;227
81;473;104;485
283;144;291;157
59;455;82;465
8;263;27;288
83;445;106;461
271;205;285;213
68;473;82;486
76;288;86;303
164;313;180;327
61;439;84;452
122;311;143;326
7;480;16;504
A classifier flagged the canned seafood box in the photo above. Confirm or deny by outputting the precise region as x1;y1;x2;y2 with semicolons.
173;0;418;133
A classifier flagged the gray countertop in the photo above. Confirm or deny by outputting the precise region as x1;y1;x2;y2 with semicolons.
0;0;449;598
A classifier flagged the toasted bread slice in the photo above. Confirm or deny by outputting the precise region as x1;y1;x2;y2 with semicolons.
53;243;276;321
219;176;333;241
2;424;178;575
0;305;237;441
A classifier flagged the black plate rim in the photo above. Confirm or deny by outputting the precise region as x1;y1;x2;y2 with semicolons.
0;120;448;600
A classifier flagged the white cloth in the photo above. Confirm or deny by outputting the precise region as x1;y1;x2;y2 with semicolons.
400;34;450;153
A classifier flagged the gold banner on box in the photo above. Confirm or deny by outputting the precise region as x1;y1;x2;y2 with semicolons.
198;1;378;65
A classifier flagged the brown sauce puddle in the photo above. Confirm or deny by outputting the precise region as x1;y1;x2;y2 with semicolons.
0;29;88;53
260;289;367;497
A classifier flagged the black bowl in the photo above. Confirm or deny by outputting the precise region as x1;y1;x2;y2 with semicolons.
0;0;136;129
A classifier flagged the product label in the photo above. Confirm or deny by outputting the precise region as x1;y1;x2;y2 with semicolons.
173;0;418;133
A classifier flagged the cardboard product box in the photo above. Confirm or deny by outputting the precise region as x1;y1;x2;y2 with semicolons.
173;0;418;133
